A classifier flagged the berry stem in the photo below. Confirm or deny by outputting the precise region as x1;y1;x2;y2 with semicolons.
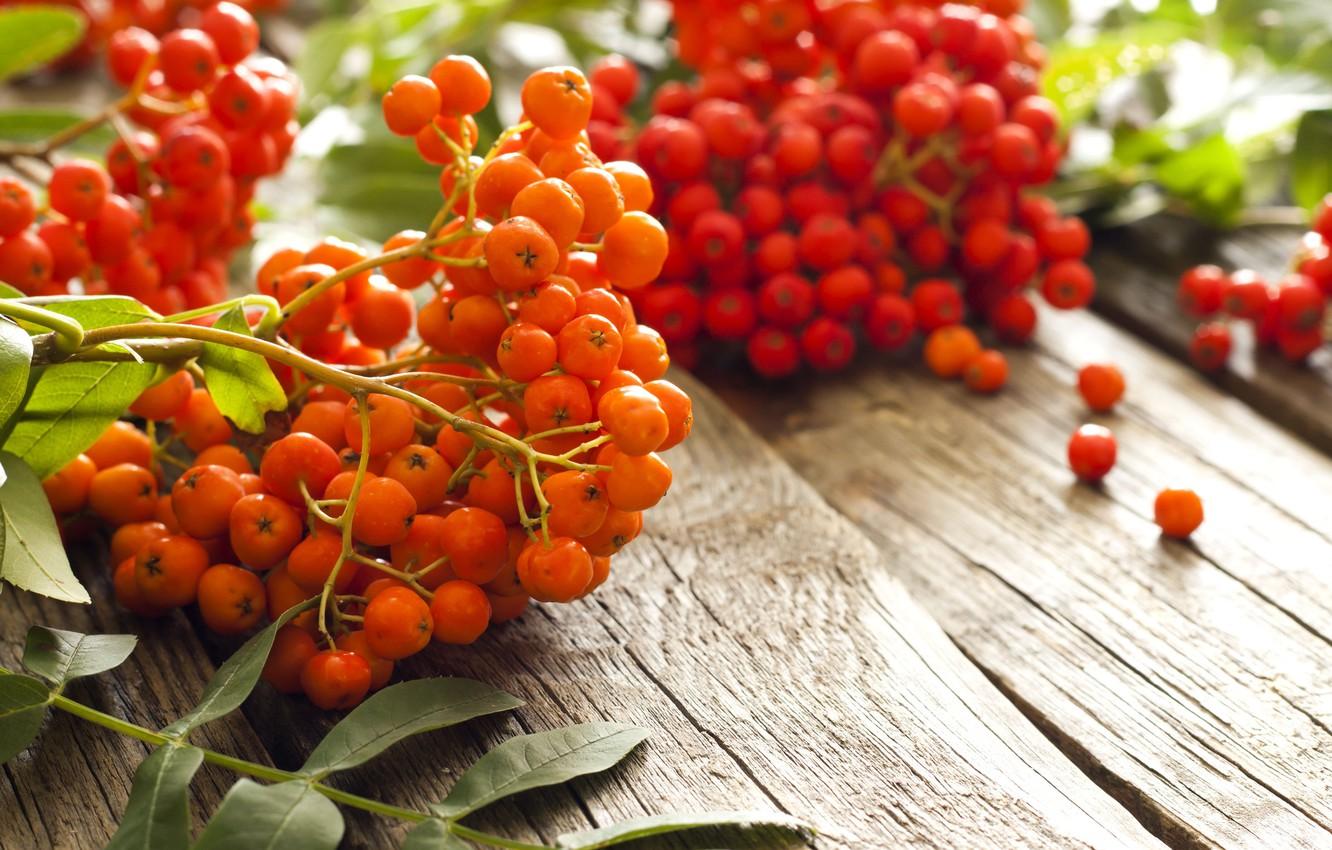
318;396;372;643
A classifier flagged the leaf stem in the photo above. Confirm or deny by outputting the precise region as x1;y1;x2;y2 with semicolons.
0;300;85;356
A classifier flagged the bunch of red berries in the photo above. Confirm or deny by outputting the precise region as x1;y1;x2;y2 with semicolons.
0;1;297;314
36;56;689;712
1177;195;1332;371
594;0;1092;382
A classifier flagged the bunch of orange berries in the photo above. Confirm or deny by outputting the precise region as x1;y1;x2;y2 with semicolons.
37;56;689;711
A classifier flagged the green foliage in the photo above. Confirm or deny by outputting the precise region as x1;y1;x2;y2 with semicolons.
299;677;523;779
0;5;86;81
433;723;650;819
0;673;50;764
0;319;33;438
1042;23;1181;126
0;109;114;152
104;745;205;850
401;819;469;849
23;627;136;687
198;307;286;434
554;811;814;849
1292;110;1332;212
0;451;88;603
316;129;442;242
193;780;345;850
162;600;315;738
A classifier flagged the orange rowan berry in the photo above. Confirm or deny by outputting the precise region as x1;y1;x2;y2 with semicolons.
344;394;416;456
291;400;348;450
433;412;488;468
590;369;643;410
497;322;557;382
197;564;266;635
417;295;454;350
486;591;528;623
276;263;345;336
430;580;491;644
129;370;194;420
430;55;491;115
172;464;246;539
382;74;441;136
350;279;415;350
363;586;433;660
154;493;181;532
287;526;353;594
86;420;153;470
352;476;417;547
338;450;389;476
305;239;370;299
135;535;209;608
384;444;452;511
440;507;507;584
606;452;672;511
597;386;668;456
415;114;479;163
524;374;593;432
923;325;982;379
511;178;585;247
114;556;168;617
541;471;609;539
579;507;641;557
195;444;254;475
175;388;234;453
42;453;97;514
89;463;159;526
390;513;454;589
302;649;372;710
260;431;341;504
380;230;440;289
582;555;611;597
566;167;624;235
963;349;1008;393
464;458;531;525
362;576;409;600
266;563;317;624
557;314;622;381
239;473;264;495
1078;363;1126;412
598;211;667;290
229;493;302;569
447;294;509;358
263;624;318;694
1068;424;1117;482
574;287;628;328
517;282;577;334
643;380;692;451
605;161;652;212
336;631;394;691
256;247;303;297
521;66;593;141
1155;489;1204;538
475;154;543;219
518;537;593;602
110;520;171;564
484;216;560;292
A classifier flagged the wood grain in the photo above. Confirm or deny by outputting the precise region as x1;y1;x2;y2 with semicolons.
190;370;1163;850
1089;221;1332;454
712;306;1332;850
0;541;275;850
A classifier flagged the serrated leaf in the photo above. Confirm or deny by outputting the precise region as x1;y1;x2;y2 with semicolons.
433;723;650;820
192;780;343;850
0;451;88;603
555;811;814;849
23;626;136;687
300;678;522;779
401;819;469;850
162;599;314;738
197;307;285;434
0;6;87;81
105;744;205;850
3;360;154;478
0;319;33;431
1292;110;1332;212
0;673;50;764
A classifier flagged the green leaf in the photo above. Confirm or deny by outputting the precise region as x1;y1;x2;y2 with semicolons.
400;819;469;850
1042;23;1182;125
105;745;205;850
1156;134;1247;226
555;811;814;849
198;307;286;434
162;599;314;738
0;109;114;153
296;18;365;106
0;451;88;603
317;141;440;241
0;319;33;432
17;295;158;329
0;6;87;81
2;360;154;479
300;678;522;779
23;626;136;687
432;723;650;820
193;780;343;850
1292;110;1332;212
0;673;49;764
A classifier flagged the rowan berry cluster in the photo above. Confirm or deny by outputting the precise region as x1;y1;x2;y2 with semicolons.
34;56;689;711
1176;195;1332;371
596;0;1090;384
0;1;297;313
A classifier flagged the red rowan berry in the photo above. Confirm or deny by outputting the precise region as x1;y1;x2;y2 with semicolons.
1068;424;1117;482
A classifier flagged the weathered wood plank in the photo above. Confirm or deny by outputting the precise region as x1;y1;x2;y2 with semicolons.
1090;221;1332;454
712;307;1332;850
206;371;1163;850
0;541;277;850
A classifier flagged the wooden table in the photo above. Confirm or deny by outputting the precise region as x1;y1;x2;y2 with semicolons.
4;225;1332;850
